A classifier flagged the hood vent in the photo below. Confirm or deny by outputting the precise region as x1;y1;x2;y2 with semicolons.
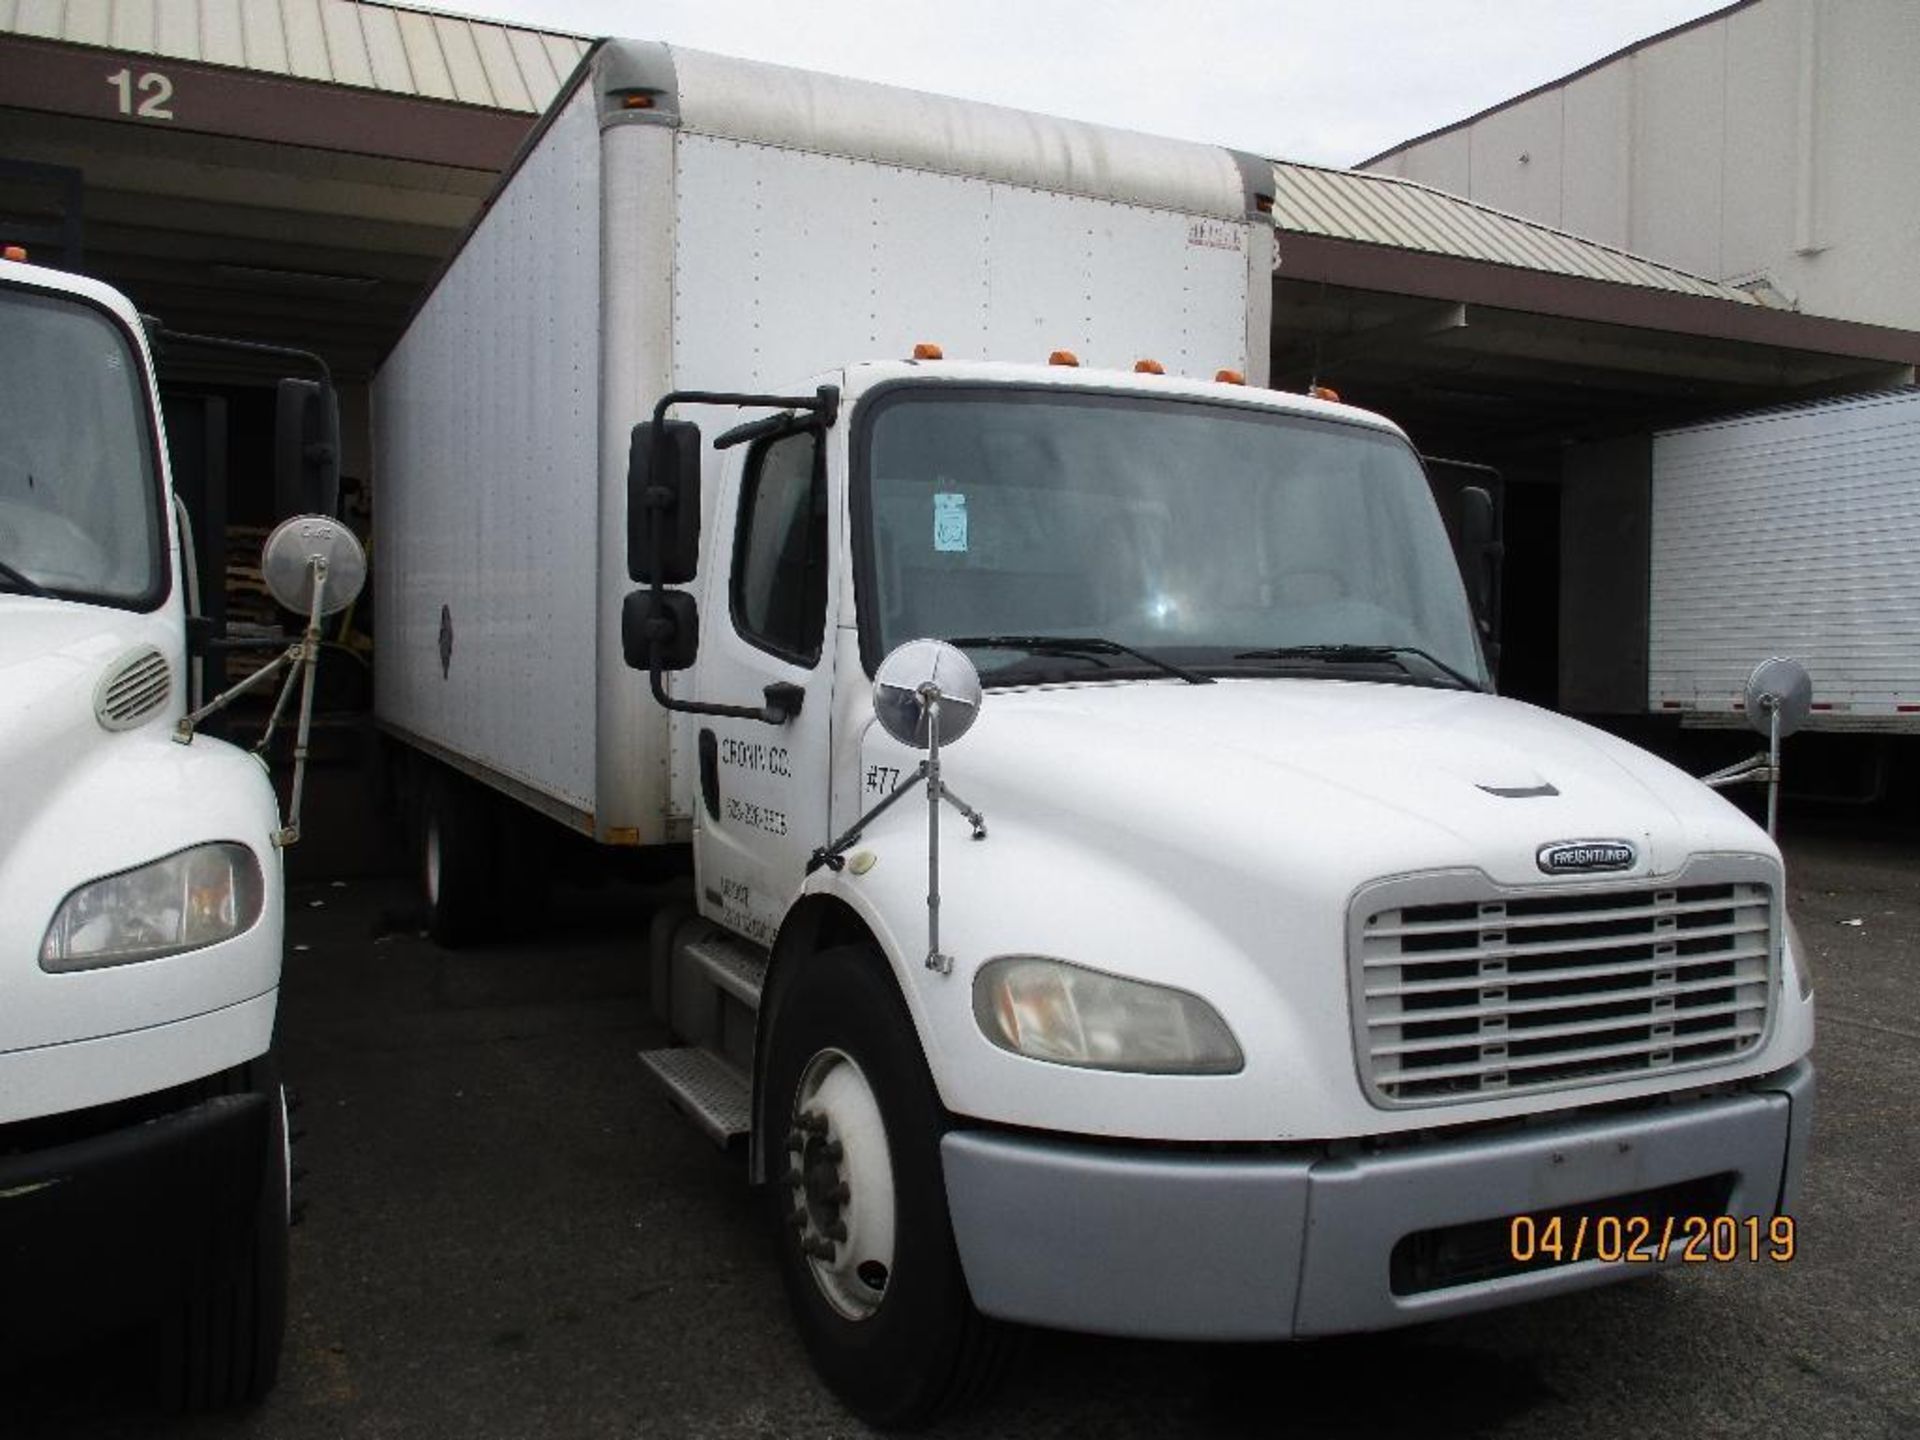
95;647;172;731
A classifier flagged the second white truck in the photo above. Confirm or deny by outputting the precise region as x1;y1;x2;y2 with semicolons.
373;40;1815;1427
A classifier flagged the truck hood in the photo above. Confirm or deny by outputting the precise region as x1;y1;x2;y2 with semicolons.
0;599;183;869
939;676;1770;890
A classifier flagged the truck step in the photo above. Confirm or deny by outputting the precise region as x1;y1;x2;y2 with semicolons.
682;930;769;1011
638;1046;752;1145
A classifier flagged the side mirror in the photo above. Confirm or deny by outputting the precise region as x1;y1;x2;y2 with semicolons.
622;588;699;672
274;379;339;520
872;639;983;749
627;419;702;583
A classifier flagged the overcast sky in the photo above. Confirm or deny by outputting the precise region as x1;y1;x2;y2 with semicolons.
424;0;1734;166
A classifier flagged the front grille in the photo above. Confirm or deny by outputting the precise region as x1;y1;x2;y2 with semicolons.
1353;866;1776;1107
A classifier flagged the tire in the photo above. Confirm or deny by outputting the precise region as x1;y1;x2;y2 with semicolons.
162;1073;289;1411
420;765;500;946
763;945;1012;1429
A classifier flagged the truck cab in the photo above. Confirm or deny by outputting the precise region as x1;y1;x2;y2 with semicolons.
638;357;1815;1425
0;255;289;1406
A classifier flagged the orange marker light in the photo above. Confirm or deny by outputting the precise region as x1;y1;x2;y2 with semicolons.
912;342;944;360
1;245;26;263
1215;368;1245;385
621;92;655;110
1308;384;1342;402
1134;359;1165;375
1048;350;1080;367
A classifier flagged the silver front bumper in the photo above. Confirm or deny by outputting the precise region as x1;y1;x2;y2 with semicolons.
941;1060;1812;1341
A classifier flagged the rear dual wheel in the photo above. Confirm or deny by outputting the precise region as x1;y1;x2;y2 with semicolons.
763;945;1011;1429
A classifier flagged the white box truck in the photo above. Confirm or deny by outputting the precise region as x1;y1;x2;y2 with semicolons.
0;252;335;1405
373;40;1815;1427
1651;387;1920;730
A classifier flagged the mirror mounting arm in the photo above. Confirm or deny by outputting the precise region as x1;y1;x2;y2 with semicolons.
639;386;838;725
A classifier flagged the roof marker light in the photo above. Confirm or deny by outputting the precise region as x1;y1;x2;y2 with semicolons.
1309;384;1342;402
1215;369;1245;385
1049;350;1079;367
1134;359;1165;375
2;245;26;262
913;342;944;360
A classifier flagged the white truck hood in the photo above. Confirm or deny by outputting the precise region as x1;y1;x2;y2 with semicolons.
942;676;1768;889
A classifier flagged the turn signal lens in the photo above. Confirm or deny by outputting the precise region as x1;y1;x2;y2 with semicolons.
621;93;655;110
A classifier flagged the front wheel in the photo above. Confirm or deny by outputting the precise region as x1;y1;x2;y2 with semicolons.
763;945;1011;1429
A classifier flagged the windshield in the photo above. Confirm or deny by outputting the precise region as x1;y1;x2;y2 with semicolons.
858;388;1487;687
0;287;164;607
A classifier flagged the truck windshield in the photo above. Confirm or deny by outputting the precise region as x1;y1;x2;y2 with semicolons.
0;288;164;608
858;388;1487;687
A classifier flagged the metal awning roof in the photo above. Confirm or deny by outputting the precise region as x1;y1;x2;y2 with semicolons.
0;0;588;112
1273;160;1757;305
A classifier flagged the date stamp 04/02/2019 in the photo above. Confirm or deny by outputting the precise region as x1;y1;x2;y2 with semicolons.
1510;1214;1798;1265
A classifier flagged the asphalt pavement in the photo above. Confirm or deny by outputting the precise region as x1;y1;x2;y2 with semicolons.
8;828;1917;1439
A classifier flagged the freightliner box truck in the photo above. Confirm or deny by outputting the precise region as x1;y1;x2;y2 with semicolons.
1;252;360;1406
373;40;1815;1427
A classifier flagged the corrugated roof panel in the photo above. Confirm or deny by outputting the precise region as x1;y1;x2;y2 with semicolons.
241;0;288;73
61;0;107;45
153;0;196;59
200;0;245;68
506;22;560;104
472;21;532;113
358;2;413;93
109;0;151;50
0;0;584;111
433;13;492;107
393;6;453;100
1275;160;1757;305
319;0;375;89
282;0;333;83
12;0;62;39
539;31;583;93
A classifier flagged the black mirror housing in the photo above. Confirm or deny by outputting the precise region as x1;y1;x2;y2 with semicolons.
628;420;702;583
623;588;699;672
274;378;340;519
1457;484;1504;648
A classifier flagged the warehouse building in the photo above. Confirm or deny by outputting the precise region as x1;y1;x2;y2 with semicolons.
4;0;1918;723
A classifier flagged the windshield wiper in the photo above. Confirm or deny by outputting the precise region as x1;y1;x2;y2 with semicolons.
1232;644;1482;691
950;634;1213;685
0;558;49;597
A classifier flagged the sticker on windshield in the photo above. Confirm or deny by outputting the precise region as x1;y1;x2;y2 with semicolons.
933;492;968;553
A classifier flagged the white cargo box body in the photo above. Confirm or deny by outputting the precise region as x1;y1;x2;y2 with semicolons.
1649;387;1920;731
374;39;1271;842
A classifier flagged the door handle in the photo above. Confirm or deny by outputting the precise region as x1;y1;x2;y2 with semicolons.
698;728;720;820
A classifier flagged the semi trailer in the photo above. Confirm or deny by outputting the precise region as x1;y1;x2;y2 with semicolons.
372;40;1815;1427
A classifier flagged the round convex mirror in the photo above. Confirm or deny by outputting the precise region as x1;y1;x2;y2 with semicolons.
1743;656;1813;739
261;515;367;617
873;639;983;749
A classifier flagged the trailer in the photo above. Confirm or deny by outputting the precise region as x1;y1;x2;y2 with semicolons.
373;39;1814;1427
1650;387;1920;730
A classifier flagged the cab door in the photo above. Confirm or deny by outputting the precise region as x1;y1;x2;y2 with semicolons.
690;423;838;946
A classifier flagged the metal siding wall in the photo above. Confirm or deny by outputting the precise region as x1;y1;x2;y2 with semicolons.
1649;391;1920;720
373;84;602;815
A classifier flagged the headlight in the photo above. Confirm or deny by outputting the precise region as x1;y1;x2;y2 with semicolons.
972;956;1243;1074
40;843;264;973
1785;912;1813;1000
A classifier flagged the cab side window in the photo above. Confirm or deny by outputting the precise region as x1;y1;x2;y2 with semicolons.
732;430;828;664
